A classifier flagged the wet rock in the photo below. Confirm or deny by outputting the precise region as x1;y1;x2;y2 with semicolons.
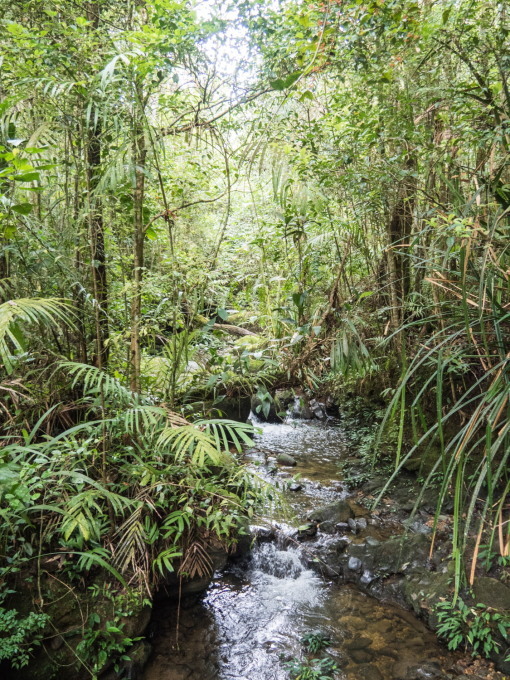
308;500;354;525
378;645;399;659
250;525;275;542
354;664;383;680
8;574;153;680
336;522;350;533
349;532;431;575
309;398;327;420
360;570;375;585
297;523;318;540
216;396;252;423
290;397;314;419
402;569;451;622
319;520;337;534
348;517;368;534
346;636;372;650
365;536;380;547
289;482;302;492
348;556;363;572
277;453;297;466
361;476;387;494
349;501;370;518
405;519;432;535
404;661;443;679
349;648;374;663
333;538;351;553
274;389;294;408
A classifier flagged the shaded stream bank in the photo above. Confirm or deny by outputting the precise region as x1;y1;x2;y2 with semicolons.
143;417;506;680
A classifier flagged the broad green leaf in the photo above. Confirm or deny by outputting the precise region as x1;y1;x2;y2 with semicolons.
11;203;33;215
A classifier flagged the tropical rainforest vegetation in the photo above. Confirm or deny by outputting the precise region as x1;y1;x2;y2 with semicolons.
0;0;509;676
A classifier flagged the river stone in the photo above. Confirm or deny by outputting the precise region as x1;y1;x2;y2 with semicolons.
360;570;375;585
348;556;363;572
348;518;358;533
378;645;399;658
349;648;374;663
354;664;383;680
472;576;510;610
346;636;372;650
365;536;380;546
403;661;443;679
333;538;351;554
250;525;275;542
308;500;355;524
289;482;302;491
277;453;297;466
309;398;327;419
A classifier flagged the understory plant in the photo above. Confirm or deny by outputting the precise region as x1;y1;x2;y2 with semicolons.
0;598;48;669
0;360;267;673
435;598;510;660
285;657;338;680
375;211;510;593
286;630;337;680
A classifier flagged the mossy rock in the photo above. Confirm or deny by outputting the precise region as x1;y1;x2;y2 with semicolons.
5;574;152;680
234;335;267;350
402;568;452;623
472;577;510;611
227;311;258;325
308;500;355;525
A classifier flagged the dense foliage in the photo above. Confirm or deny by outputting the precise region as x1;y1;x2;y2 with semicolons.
0;0;509;674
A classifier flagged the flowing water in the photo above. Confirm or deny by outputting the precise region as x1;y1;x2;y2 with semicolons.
143;418;458;680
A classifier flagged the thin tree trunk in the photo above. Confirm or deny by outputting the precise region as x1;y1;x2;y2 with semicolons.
130;118;146;393
87;118;109;369
386;154;417;336
85;1;108;369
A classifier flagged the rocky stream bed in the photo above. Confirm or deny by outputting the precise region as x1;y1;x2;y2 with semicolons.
142;415;509;680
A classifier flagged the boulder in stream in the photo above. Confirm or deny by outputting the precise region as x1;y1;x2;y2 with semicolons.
277;453;297;466
308;500;355;525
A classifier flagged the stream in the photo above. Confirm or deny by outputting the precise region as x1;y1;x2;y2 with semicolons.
143;418;459;680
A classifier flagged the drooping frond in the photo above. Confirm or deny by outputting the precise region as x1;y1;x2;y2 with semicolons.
157;424;226;466
59;361;134;405
194;419;255;453
157;418;255;466
0;298;73;374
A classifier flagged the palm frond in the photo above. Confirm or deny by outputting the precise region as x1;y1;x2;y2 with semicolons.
0;298;73;374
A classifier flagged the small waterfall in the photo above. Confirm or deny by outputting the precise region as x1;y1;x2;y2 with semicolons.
250;542;305;579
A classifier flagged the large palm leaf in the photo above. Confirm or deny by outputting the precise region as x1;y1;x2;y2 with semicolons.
0;298;73;374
